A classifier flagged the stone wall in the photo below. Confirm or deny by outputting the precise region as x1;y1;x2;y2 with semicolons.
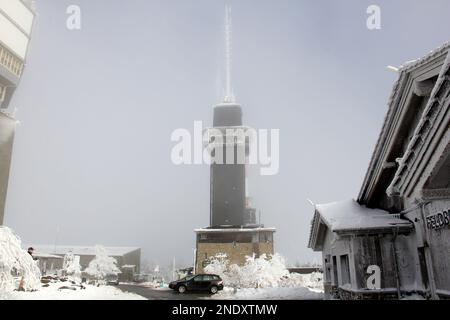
196;242;273;274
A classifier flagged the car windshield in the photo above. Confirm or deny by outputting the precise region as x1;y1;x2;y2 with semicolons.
181;275;195;281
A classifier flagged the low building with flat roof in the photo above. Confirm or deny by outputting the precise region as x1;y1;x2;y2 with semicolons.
27;245;141;282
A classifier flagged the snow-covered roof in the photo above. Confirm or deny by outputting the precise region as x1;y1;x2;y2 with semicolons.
32;252;64;259
386;48;450;197
24;245;140;257
316;199;411;232
308;200;412;250
358;42;450;203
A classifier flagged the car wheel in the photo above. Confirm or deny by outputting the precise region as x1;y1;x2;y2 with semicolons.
178;285;187;294
210;286;218;294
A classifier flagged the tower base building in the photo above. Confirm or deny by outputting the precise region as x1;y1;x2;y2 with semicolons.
195;227;275;274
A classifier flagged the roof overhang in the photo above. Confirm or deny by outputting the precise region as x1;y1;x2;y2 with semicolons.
358;42;450;206
308;200;413;251
195;227;276;234
386;51;450;198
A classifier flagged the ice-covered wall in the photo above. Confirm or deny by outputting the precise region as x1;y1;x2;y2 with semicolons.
319;225;424;299
0;112;15;225
422;200;450;294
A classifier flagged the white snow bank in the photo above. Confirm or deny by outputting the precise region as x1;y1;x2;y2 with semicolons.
281;272;324;291
401;294;426;300
6;282;146;300
214;287;323;300
137;281;168;289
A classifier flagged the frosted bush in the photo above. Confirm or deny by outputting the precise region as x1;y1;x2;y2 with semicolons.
0;226;41;297
243;254;290;288
204;253;322;290
202;253;230;280
280;272;323;289
84;245;121;282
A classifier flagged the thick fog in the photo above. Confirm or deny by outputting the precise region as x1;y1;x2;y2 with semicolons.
5;0;450;268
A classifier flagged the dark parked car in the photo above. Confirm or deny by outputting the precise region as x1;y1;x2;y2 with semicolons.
169;274;224;294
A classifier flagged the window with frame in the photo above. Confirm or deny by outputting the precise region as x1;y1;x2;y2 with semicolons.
340;255;351;286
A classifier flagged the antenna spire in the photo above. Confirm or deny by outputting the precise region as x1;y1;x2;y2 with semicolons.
224;5;235;103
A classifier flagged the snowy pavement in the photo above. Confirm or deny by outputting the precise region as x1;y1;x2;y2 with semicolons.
118;284;324;300
5;282;147;300
119;284;212;300
212;287;324;300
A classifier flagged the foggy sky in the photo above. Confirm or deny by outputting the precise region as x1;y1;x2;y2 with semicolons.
5;0;450;268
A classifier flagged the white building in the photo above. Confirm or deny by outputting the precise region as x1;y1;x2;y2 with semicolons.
28;245;141;282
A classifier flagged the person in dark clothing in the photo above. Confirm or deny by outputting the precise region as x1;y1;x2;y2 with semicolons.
27;247;38;260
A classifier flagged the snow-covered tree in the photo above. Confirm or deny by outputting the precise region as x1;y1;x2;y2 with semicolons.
203;253;228;277
204;253;321;289
203;253;240;286
239;254;290;288
63;252;82;282
0;226;41;296
84;245;121;282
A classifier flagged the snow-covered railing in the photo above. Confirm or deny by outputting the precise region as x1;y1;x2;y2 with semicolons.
0;42;24;77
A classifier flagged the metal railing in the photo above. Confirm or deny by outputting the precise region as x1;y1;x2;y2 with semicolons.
0;43;24;78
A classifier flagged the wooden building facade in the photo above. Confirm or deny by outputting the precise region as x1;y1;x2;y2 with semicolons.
309;43;450;300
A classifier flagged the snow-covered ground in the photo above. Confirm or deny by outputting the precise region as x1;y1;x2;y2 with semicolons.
213;287;323;300
4;282;146;300
130;281;168;289
202;253;324;300
212;272;324;300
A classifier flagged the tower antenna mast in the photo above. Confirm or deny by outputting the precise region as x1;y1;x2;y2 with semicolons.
224;5;234;103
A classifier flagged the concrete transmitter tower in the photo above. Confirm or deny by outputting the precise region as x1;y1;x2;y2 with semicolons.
195;6;275;274
210;5;246;227
0;0;35;225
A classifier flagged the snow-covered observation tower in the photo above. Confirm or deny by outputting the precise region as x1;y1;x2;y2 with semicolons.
195;6;276;274
0;0;35;224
